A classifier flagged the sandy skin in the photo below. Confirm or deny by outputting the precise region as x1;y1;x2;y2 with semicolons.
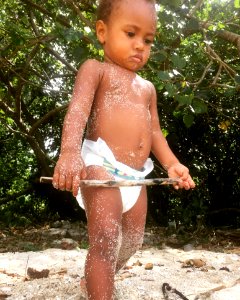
52;0;195;299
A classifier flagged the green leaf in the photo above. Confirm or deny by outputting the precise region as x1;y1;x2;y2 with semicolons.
152;50;168;62
217;22;225;30
175;94;193;106
62;28;83;42
183;113;194;128
173;110;182;118
158;71;171;81
165;83;177;97
169;0;182;8
156;82;165;91
72;47;88;61
186;19;199;30
162;128;169;137
171;55;187;70
6;117;14;125
192;99;208;114
234;0;240;8
159;0;182;9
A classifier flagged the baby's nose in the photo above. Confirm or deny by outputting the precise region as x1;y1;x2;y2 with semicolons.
134;38;144;50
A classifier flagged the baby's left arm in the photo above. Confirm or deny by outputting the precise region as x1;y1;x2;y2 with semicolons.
149;84;195;190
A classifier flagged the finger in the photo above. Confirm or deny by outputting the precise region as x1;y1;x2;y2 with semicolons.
72;175;81;197
58;174;66;191
176;179;189;190
183;176;196;190
65;174;73;192
189;178;196;189
81;168;87;179
52;169;60;189
174;184;179;190
172;177;182;189
183;182;190;190
80;163;87;179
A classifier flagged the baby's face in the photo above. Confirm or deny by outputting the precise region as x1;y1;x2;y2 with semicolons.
97;0;156;72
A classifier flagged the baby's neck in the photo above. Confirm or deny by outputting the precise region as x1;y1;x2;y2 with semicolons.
103;57;137;74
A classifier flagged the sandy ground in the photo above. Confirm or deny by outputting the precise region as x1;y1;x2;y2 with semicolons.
0;246;240;300
0;222;239;299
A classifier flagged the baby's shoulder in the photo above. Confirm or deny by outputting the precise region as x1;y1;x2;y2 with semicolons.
137;75;155;93
80;59;103;73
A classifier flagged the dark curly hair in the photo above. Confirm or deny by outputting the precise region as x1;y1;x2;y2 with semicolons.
97;0;156;22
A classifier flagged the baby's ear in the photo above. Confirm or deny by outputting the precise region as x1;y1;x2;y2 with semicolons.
96;20;107;44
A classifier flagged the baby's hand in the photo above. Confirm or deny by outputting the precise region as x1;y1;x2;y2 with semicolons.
52;153;87;197
168;162;195;190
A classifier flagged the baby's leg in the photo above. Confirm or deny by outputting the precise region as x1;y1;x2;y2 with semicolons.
116;186;147;272
81;166;123;300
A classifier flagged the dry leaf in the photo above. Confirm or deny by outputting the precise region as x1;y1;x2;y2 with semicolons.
145;263;153;270
132;260;143;267
27;267;49;279
182;258;206;268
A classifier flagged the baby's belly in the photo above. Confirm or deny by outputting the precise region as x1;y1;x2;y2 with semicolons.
87;111;152;169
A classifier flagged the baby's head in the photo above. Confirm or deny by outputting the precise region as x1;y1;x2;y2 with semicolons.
97;0;156;23
96;0;157;71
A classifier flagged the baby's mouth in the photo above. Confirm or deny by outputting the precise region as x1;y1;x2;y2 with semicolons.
130;54;143;63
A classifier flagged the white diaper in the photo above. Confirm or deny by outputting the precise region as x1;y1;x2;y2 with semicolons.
76;138;153;213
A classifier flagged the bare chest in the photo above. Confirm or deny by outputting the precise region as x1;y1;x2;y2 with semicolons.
96;69;151;111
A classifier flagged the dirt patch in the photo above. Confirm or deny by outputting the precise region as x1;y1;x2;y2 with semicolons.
0;222;239;299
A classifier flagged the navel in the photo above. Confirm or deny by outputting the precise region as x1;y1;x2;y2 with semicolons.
139;141;144;149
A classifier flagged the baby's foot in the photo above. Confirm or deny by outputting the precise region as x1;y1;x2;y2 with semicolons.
80;277;87;298
80;277;119;300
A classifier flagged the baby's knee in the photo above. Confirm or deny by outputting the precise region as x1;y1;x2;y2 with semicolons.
122;230;143;254
89;223;122;261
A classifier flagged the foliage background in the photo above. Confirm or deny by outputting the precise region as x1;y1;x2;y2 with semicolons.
0;0;239;228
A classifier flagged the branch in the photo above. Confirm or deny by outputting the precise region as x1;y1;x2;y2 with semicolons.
0;99;15;119
226;22;240;30
28;11;76;82
200;21;240;57
0;97;34;139
0;57;43;90
29;104;68;135
0;34;56;62
20;0;71;28
205;45;236;78
1;120;32;140
15;44;41;122
63;0;95;29
43;45;78;73
27;2;93;45
212;64;222;85
22;44;40;75
0;69;16;102
0;110;56;174
210;83;235;89
188;0;204;17
1;59;70;95
188;61;213;91
170;7;240;58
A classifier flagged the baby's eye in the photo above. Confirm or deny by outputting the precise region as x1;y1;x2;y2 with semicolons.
127;32;135;38
145;39;153;45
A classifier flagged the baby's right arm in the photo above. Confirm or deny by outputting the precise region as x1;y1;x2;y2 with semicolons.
53;59;101;196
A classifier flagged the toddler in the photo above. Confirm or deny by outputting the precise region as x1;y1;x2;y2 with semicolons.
53;0;195;299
